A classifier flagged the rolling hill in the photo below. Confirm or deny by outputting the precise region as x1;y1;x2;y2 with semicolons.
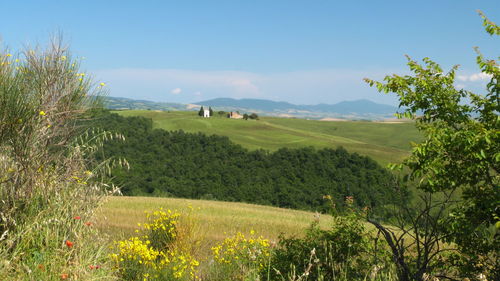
114;110;421;165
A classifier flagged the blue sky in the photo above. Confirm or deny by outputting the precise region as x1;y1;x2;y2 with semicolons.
1;0;498;105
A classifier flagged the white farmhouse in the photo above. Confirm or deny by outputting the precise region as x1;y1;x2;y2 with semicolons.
203;108;210;118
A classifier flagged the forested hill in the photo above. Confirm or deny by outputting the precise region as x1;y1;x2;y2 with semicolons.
92;111;400;212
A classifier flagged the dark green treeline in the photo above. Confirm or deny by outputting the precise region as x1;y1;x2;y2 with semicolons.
92;111;399;212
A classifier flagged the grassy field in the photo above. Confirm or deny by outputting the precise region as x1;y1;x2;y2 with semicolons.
96;196;333;249
115;110;421;165
96;196;394;278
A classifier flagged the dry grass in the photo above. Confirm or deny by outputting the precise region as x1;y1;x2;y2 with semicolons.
96;196;332;244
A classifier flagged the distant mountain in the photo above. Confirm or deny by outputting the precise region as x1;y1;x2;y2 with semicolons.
196;98;398;118
105;96;188;111
196;98;298;111
306;99;398;115
104;96;399;120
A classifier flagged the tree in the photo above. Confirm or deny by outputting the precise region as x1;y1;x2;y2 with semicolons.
367;184;459;281
364;11;499;280
198;106;204;117
249;113;259;120
209;106;213;117
243;113;249;120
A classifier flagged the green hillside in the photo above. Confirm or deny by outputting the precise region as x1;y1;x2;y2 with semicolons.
93;112;400;212
115;110;421;165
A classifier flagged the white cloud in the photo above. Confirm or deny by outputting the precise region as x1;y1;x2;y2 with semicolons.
469;73;492;82
230;79;260;97
170;88;182;95
457;72;492;82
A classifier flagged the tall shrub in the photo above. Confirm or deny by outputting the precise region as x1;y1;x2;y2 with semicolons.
0;40;118;279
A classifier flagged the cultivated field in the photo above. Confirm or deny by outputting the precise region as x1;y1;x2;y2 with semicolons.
115;110;421;165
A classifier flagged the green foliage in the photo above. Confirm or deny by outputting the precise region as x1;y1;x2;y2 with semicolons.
249;113;259;120
365;11;499;280
198;106;204;117
479;10;500;36
268;198;389;281
90;111;400;214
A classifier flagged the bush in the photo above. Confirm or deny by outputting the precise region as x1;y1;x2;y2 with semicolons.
142;209;182;251
0;40;117;279
268;197;390;281
249;113;259;120
208;231;271;280
111;208;200;280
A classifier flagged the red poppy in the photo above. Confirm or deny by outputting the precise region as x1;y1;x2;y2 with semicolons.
84;221;92;226
73;216;81;220
60;273;69;279
65;240;74;248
